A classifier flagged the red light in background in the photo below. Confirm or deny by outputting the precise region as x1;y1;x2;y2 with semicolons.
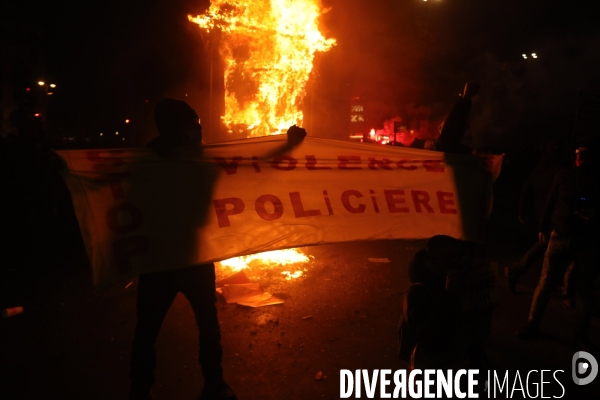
34;113;41;117
26;88;31;92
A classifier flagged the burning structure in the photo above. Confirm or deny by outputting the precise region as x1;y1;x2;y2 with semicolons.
189;0;335;275
189;0;335;138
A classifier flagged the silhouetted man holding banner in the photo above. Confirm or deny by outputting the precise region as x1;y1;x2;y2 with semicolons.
129;98;305;400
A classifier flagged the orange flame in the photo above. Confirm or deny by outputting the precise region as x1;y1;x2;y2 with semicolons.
218;249;310;280
190;1;332;276
189;0;335;137
220;248;310;271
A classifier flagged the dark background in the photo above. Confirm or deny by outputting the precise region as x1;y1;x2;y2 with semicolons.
2;0;600;147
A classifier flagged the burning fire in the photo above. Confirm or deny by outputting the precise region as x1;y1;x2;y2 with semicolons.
189;0;336;136
190;1;332;276
218;249;310;280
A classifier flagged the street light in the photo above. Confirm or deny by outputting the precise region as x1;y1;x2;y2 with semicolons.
36;81;57;135
37;81;57;95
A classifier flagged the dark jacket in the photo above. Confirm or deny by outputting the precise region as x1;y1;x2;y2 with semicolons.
519;158;569;225
408;249;447;296
434;97;472;154
540;166;600;237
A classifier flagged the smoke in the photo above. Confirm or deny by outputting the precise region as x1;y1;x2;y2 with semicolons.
309;0;600;149
42;0;598;148
309;0;471;140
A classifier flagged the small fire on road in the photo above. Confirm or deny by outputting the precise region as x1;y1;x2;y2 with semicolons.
216;248;312;283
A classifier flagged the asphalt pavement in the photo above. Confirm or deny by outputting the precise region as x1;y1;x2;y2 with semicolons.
1;229;599;399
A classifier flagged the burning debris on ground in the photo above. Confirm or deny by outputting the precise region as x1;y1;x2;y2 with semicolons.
215;248;320;296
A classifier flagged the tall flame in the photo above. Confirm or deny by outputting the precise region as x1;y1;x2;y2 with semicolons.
189;0;335;137
190;1;333;277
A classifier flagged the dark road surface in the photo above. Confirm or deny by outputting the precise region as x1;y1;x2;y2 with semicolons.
1;230;599;399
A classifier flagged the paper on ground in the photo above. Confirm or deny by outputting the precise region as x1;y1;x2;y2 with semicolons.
219;283;283;307
237;292;284;307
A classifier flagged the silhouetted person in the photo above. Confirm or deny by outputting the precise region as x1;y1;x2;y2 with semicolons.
434;82;479;154
128;99;234;400
399;236;490;396
505;137;572;293
399;236;461;363
517;144;599;348
399;236;475;367
129;99;306;400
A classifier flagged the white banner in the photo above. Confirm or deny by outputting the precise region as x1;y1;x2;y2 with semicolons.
57;136;501;289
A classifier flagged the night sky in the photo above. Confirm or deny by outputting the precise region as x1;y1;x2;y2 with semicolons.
4;0;599;147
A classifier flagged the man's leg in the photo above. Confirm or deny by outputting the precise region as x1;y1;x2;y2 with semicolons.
179;264;236;399
517;240;548;274
517;231;570;338
507;240;548;292
561;261;577;308
572;240;600;345
130;272;178;399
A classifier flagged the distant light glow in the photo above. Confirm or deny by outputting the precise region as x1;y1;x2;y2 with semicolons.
26;88;31;92
100;133;104;137
531;53;538;59
522;54;528;59
38;81;45;86
34;113;41;117
125;119;130;124
115;132;119;135
49;84;56;88
122;138;125;141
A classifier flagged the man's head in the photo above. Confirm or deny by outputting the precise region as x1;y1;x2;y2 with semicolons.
154;98;202;146
424;235;463;275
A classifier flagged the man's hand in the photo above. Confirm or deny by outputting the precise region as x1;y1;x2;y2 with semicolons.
538;231;549;244
286;125;307;147
462;82;480;100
